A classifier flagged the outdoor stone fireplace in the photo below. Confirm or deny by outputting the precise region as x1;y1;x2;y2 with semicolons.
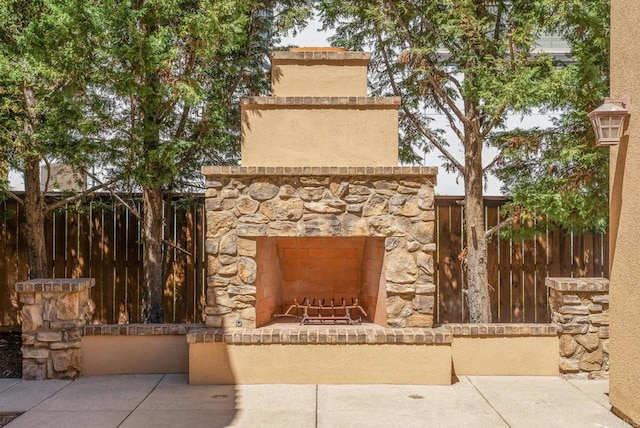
202;48;438;330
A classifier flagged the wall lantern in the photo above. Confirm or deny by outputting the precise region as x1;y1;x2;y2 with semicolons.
588;94;631;146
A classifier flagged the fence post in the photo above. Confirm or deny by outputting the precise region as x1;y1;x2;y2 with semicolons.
14;278;95;380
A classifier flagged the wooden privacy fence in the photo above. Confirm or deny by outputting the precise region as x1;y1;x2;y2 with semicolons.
0;193;607;326
436;197;608;324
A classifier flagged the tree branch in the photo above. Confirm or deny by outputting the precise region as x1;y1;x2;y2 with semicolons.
385;2;470;126
163;239;192;256
483;154;501;173
4;190;25;206
485;215;514;239
374;31;464;173
46;176;121;212
481;101;508;138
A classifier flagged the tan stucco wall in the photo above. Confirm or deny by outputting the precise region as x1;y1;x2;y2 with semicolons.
451;337;559;376
609;1;640;424
241;107;399;167
271;63;368;97
81;336;188;376
189;343;451;385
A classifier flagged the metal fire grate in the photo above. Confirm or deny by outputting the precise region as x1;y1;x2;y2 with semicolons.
273;298;368;325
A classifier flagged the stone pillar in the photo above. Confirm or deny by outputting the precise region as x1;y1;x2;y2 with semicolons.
14;278;95;380
546;278;609;379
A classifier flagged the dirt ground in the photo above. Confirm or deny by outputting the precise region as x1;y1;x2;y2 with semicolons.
0;328;22;379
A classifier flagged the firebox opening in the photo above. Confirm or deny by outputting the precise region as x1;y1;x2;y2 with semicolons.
255;237;387;327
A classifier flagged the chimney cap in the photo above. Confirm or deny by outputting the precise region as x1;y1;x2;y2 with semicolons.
289;47;348;53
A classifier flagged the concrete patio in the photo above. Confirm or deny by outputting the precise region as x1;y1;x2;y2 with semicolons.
0;375;631;427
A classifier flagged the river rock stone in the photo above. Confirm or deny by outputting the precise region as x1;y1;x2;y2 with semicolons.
56;294;79;320
404;313;433;328
206;211;236;237
575;333;600;352
559;334;578;357
342;214;369;236
235;197;259;215
248;182;279;201
221;189;239;199
237;238;257;257
416;252;434;275
411;221;435;244
330;182;349;198
275;184;296;199
21;305;43;332
269;222;298;236
274;199;305;221
304;201;345;214
219;234;237;255
239;214;270;224
580;347;604;371
363;194;388;216
301;214;341;236
385;249;419;284
417;187;434;209
559;357;580;372
386;295;412;318
297;187;325;201
412;295;435;314
217;263;238;277
217;255;236;265
238;257;257;284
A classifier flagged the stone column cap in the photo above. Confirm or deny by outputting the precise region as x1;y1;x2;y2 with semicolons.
241;96;401;109
271;50;370;63
201;165;439;178
545;277;609;292
15;278;96;293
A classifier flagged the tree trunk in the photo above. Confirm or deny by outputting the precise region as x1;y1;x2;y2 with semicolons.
23;155;48;278
142;186;164;323
463;136;492;323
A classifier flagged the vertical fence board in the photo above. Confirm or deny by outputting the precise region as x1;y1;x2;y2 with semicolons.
163;199;175;322
127;202;141;323
498;221;512;322
102;204;116;323
183;206;196;323
510;236;524;323
115;207;128;323
53;209;67;278
66;209;79;278
89;203;105;323
522;236;536;323
195;203;205;323
485;205;500;322
0;201;9;325
535;235;550;322
437;204;457;323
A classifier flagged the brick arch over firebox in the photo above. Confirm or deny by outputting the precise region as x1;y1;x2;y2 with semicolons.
203;166;437;329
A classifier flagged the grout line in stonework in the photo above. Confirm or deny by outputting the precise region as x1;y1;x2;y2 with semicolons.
466;376;512;428
117;374;165;427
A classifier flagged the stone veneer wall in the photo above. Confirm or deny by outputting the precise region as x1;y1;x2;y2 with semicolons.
14;278;94;380
202;166;437;329
546;278;609;379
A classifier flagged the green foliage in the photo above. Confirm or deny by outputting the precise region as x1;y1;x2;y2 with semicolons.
318;0;568;165
0;0;99;177
83;0;313;191
490;0;610;234
318;0;610;234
